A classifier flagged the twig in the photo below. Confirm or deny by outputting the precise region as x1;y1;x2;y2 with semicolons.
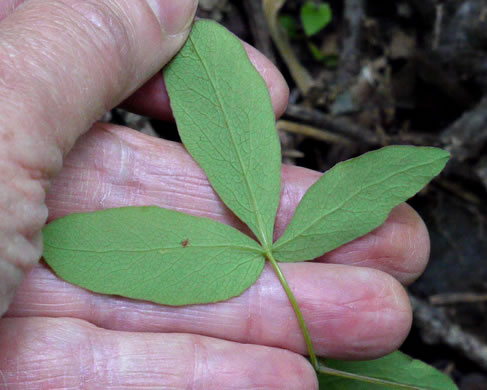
476;157;487;192
410;295;487;370
336;0;366;87
429;292;487;305
434;179;484;207
282;149;304;159
243;0;276;64
285;104;379;144
285;104;444;148
441;96;487;161
432;3;444;50
386;132;439;146
262;0;314;95
277;120;352;145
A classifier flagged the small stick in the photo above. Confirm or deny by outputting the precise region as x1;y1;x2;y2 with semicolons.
429;292;487;305
410;295;487;370
432;4;444;50
277;120;352;145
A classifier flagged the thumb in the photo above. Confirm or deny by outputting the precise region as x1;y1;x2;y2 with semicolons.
0;0;198;315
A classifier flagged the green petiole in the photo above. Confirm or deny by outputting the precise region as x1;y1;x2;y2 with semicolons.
265;250;318;370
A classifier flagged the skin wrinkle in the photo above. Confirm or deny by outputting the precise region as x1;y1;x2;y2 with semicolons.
68;0;134;70
190;335;203;389
31;18;93;125
0;0;172;315
242;264;263;345
48;127;243;222
0;262;22;317
7;261;412;360
1;18;88;151
0;179;47;237
0;171;46;286
0;0;176;167
347;257;414;281
0;0;24;20
58;0;149;115
0;369;6;388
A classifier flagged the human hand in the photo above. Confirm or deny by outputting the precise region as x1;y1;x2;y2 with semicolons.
0;0;200;315
0;1;430;388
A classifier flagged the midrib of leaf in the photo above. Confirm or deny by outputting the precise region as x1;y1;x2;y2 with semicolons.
44;242;263;255
189;34;270;250
318;364;430;389
274;156;444;251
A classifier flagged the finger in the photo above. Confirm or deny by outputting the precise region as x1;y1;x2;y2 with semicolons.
0;0;24;21
122;41;290;120
0;0;198;313
316;203;430;285
1;0;198;157
10;258;411;360
0;317;318;389
0;1;289;121
0;1;288;121
46;124;430;285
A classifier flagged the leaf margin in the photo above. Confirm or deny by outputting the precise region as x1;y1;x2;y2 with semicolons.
317;351;458;389
164;19;282;251
272;145;450;262
43;206;266;306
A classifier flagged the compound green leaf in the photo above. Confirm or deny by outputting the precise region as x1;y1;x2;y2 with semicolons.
301;1;332;37
165;20;281;250
273;146;449;262
318;351;458;389
43;207;265;306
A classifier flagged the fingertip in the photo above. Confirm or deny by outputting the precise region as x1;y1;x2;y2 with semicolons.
277;351;319;390
122;40;289;121
284;263;412;359
368;270;413;357
385;203;431;285
324;266;413;359
313;203;432;285
121;72;173;121
242;41;290;118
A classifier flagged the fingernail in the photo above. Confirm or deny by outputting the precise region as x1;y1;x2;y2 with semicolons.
146;0;198;35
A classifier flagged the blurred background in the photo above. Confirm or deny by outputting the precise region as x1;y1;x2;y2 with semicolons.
110;1;487;387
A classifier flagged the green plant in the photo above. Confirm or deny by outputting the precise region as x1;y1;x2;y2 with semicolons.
279;14;299;38
43;20;457;389
280;2;336;65
301;1;333;37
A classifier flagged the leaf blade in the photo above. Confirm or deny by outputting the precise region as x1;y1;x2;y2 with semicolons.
273;146;449;262
318;351;458;389
164;20;282;249
43;207;265;306
301;1;332;37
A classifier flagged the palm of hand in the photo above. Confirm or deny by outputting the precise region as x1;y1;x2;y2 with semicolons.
1;126;427;388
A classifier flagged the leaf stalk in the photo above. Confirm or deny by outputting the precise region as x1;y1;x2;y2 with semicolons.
265;251;318;370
